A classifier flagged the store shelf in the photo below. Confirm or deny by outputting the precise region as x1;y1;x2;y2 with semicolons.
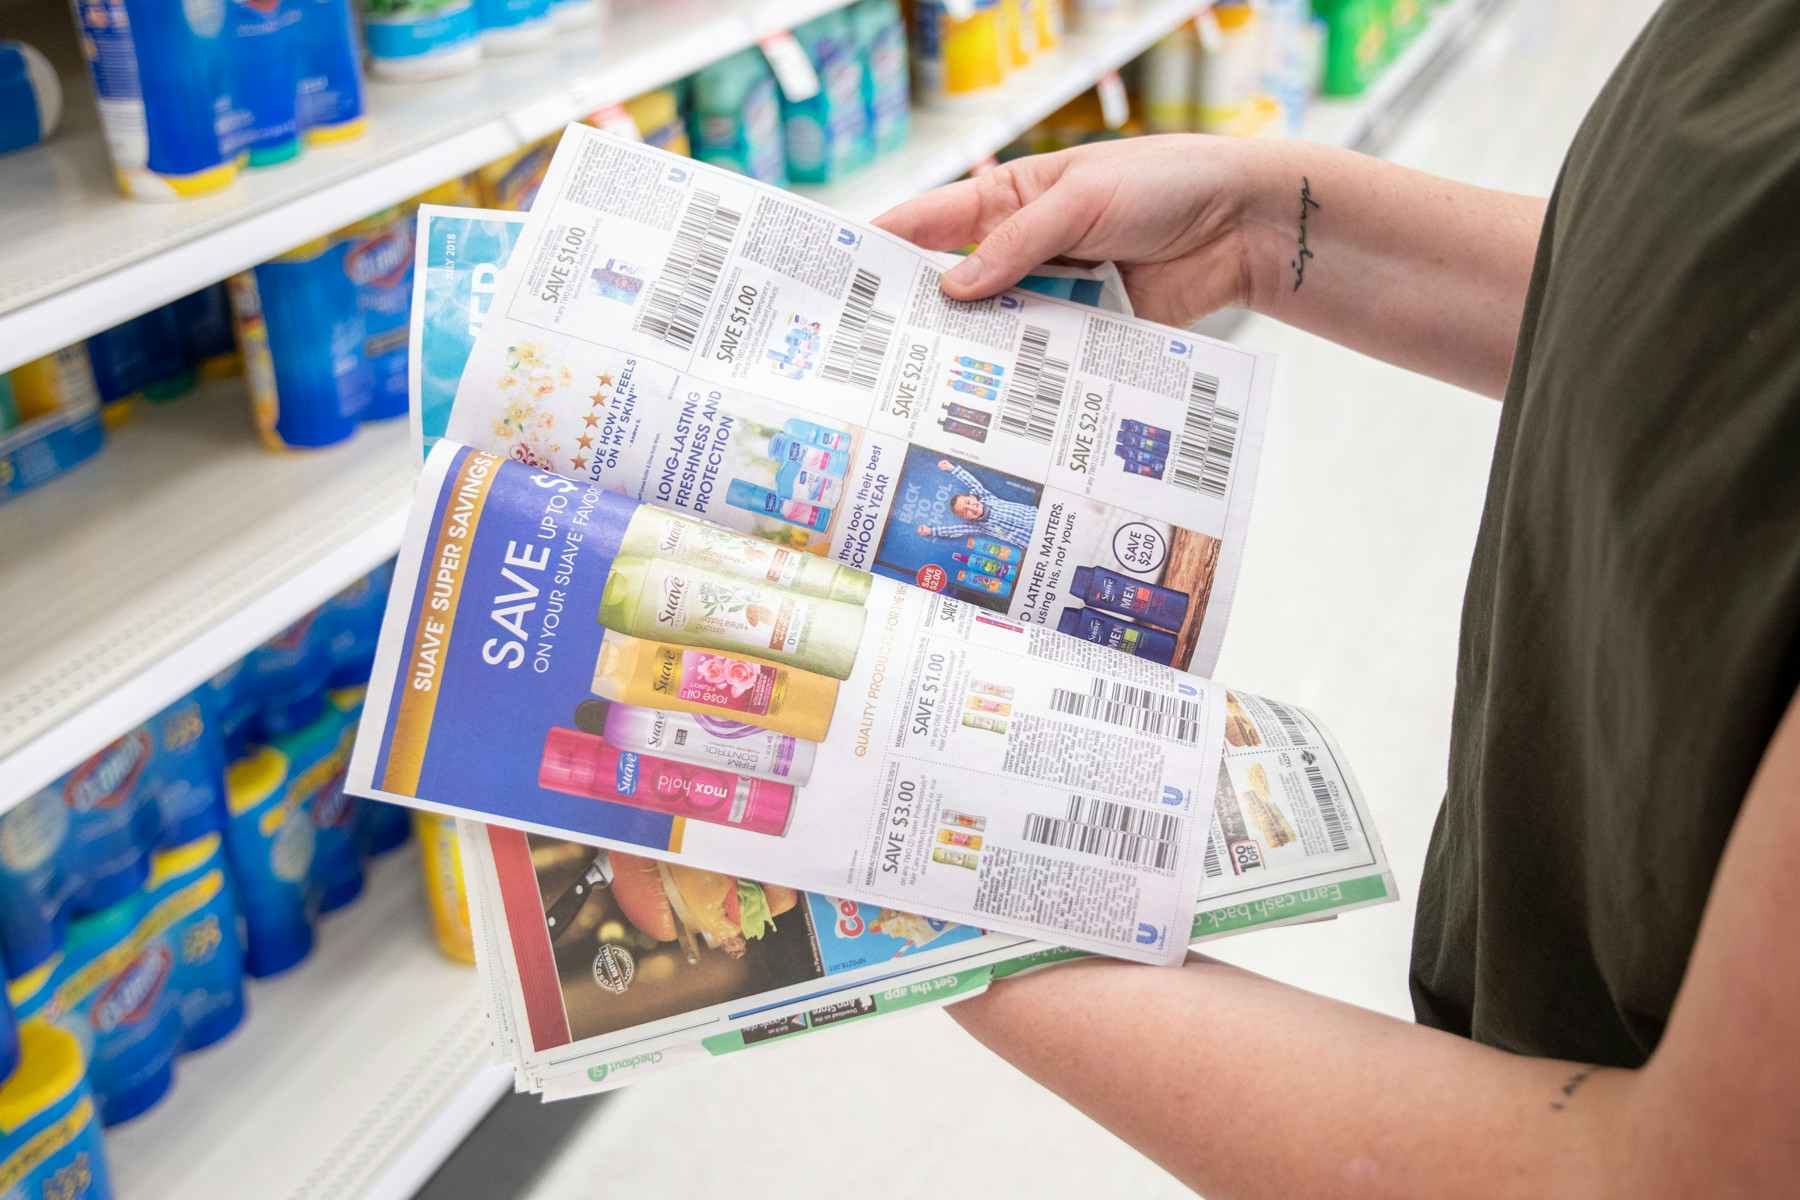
1303;0;1499;151
0;385;412;811
0;0;851;376
105;845;510;1200
804;0;1208;220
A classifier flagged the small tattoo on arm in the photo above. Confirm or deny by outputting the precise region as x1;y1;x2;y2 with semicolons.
1548;1067;1599;1111
1291;177;1321;292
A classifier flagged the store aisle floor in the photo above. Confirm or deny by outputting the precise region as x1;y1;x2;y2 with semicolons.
433;3;1665;1196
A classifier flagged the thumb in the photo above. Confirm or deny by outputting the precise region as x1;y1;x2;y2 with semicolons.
940;181;1089;301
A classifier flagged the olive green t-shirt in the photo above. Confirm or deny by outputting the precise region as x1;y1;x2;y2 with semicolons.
1409;0;1800;1068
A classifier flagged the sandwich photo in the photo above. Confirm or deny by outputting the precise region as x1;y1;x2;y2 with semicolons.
608;852;799;962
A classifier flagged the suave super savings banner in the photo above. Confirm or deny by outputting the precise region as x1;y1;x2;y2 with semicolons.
370;444;676;851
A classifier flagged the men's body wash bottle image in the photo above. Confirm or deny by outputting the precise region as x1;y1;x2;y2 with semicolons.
592;633;839;742
538;728;794;837
598;556;867;680
613;506;871;605
573;699;818;785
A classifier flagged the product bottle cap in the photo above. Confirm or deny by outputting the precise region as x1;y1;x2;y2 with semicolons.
586;490;643;576
1070;565;1092;595
1056;607;1085;637
540;727;608;796
572;700;611;736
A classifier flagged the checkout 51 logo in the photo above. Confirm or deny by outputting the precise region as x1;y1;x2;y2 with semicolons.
64;730;153;812
92;944;173;1033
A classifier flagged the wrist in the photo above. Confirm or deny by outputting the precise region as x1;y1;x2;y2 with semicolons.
1228;140;1307;316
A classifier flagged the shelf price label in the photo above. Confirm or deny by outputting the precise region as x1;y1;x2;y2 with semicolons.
1097;71;1130;130
759;31;821;103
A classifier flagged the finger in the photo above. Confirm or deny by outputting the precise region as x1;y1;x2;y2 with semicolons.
873;176;994;250
940;181;1090;300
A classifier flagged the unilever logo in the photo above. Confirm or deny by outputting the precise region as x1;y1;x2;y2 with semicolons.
1135;922;1164;947
836;228;860;248
93;943;173;1033
1170;339;1191;357
65;730;153;812
1160;785;1187;807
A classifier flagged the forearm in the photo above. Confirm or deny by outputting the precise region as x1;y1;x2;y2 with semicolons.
952;954;1631;1199
1231;140;1545;398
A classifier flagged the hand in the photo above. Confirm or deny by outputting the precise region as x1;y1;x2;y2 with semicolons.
874;136;1258;328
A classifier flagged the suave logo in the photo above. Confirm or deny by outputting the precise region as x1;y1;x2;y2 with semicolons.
64;730;154;812
92;943;173;1033
345;232;413;289
657;575;686;627
614;752;640;797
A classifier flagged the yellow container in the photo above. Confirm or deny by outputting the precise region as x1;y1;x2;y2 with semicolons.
415;813;474;965
917;1;1009;100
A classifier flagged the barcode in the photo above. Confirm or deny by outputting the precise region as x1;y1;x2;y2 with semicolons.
1169;371;1237;498
1304;763;1350;853
821;268;896;391
998;325;1069;445
634;190;740;351
1262;699;1310;746
1049;679;1202;745
1023;795;1181;870
1202;834;1223;879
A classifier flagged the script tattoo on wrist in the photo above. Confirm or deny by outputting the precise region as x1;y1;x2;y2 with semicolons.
1549;1066;1600;1112
1291;177;1320;292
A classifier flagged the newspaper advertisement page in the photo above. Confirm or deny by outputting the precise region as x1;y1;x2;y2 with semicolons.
408;206;1131;466
460;821;1024;1094
347;441;1227;965
452;126;1273;674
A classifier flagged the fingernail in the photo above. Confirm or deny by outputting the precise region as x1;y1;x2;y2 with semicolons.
944;253;984;291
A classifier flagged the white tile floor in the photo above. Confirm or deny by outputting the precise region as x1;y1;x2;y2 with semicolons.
518;3;1665;1195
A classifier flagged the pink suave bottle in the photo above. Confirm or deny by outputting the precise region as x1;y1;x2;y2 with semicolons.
538;727;794;836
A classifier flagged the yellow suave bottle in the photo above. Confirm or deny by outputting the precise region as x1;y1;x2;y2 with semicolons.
592;633;838;743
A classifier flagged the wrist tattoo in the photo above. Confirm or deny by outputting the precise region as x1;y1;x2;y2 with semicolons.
1549;1066;1600;1112
1291;177;1320;292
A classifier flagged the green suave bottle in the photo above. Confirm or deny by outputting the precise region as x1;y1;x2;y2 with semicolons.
614;506;872;606
598;556;868;681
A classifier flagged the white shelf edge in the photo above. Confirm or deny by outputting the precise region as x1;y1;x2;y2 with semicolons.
367;1064;514;1200
0;0;852;376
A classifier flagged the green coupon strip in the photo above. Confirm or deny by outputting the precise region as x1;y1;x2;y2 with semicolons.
701;968;992;1056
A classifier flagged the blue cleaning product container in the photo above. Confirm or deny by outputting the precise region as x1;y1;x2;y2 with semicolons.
146;834;246;1053
223;744;316;978
174;283;240;380
311;688;366;913
145;690;229;848
0;1022;114;1200
357;801;412;858
85;320;149;426
362;0;482;81
51;894;183;1126
0;964;16;1081
54;730;161;915
0;41;63;157
782;13;871;185
243;611;333;739
74;0;246;200
132;304;198;403
476;0;551;53
852;0;909;155
688;48;787;185
229;244;372;449
337;212;415;422
316;560;395;687
298;0;366;145
0;789;73;982
229;0;303;166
